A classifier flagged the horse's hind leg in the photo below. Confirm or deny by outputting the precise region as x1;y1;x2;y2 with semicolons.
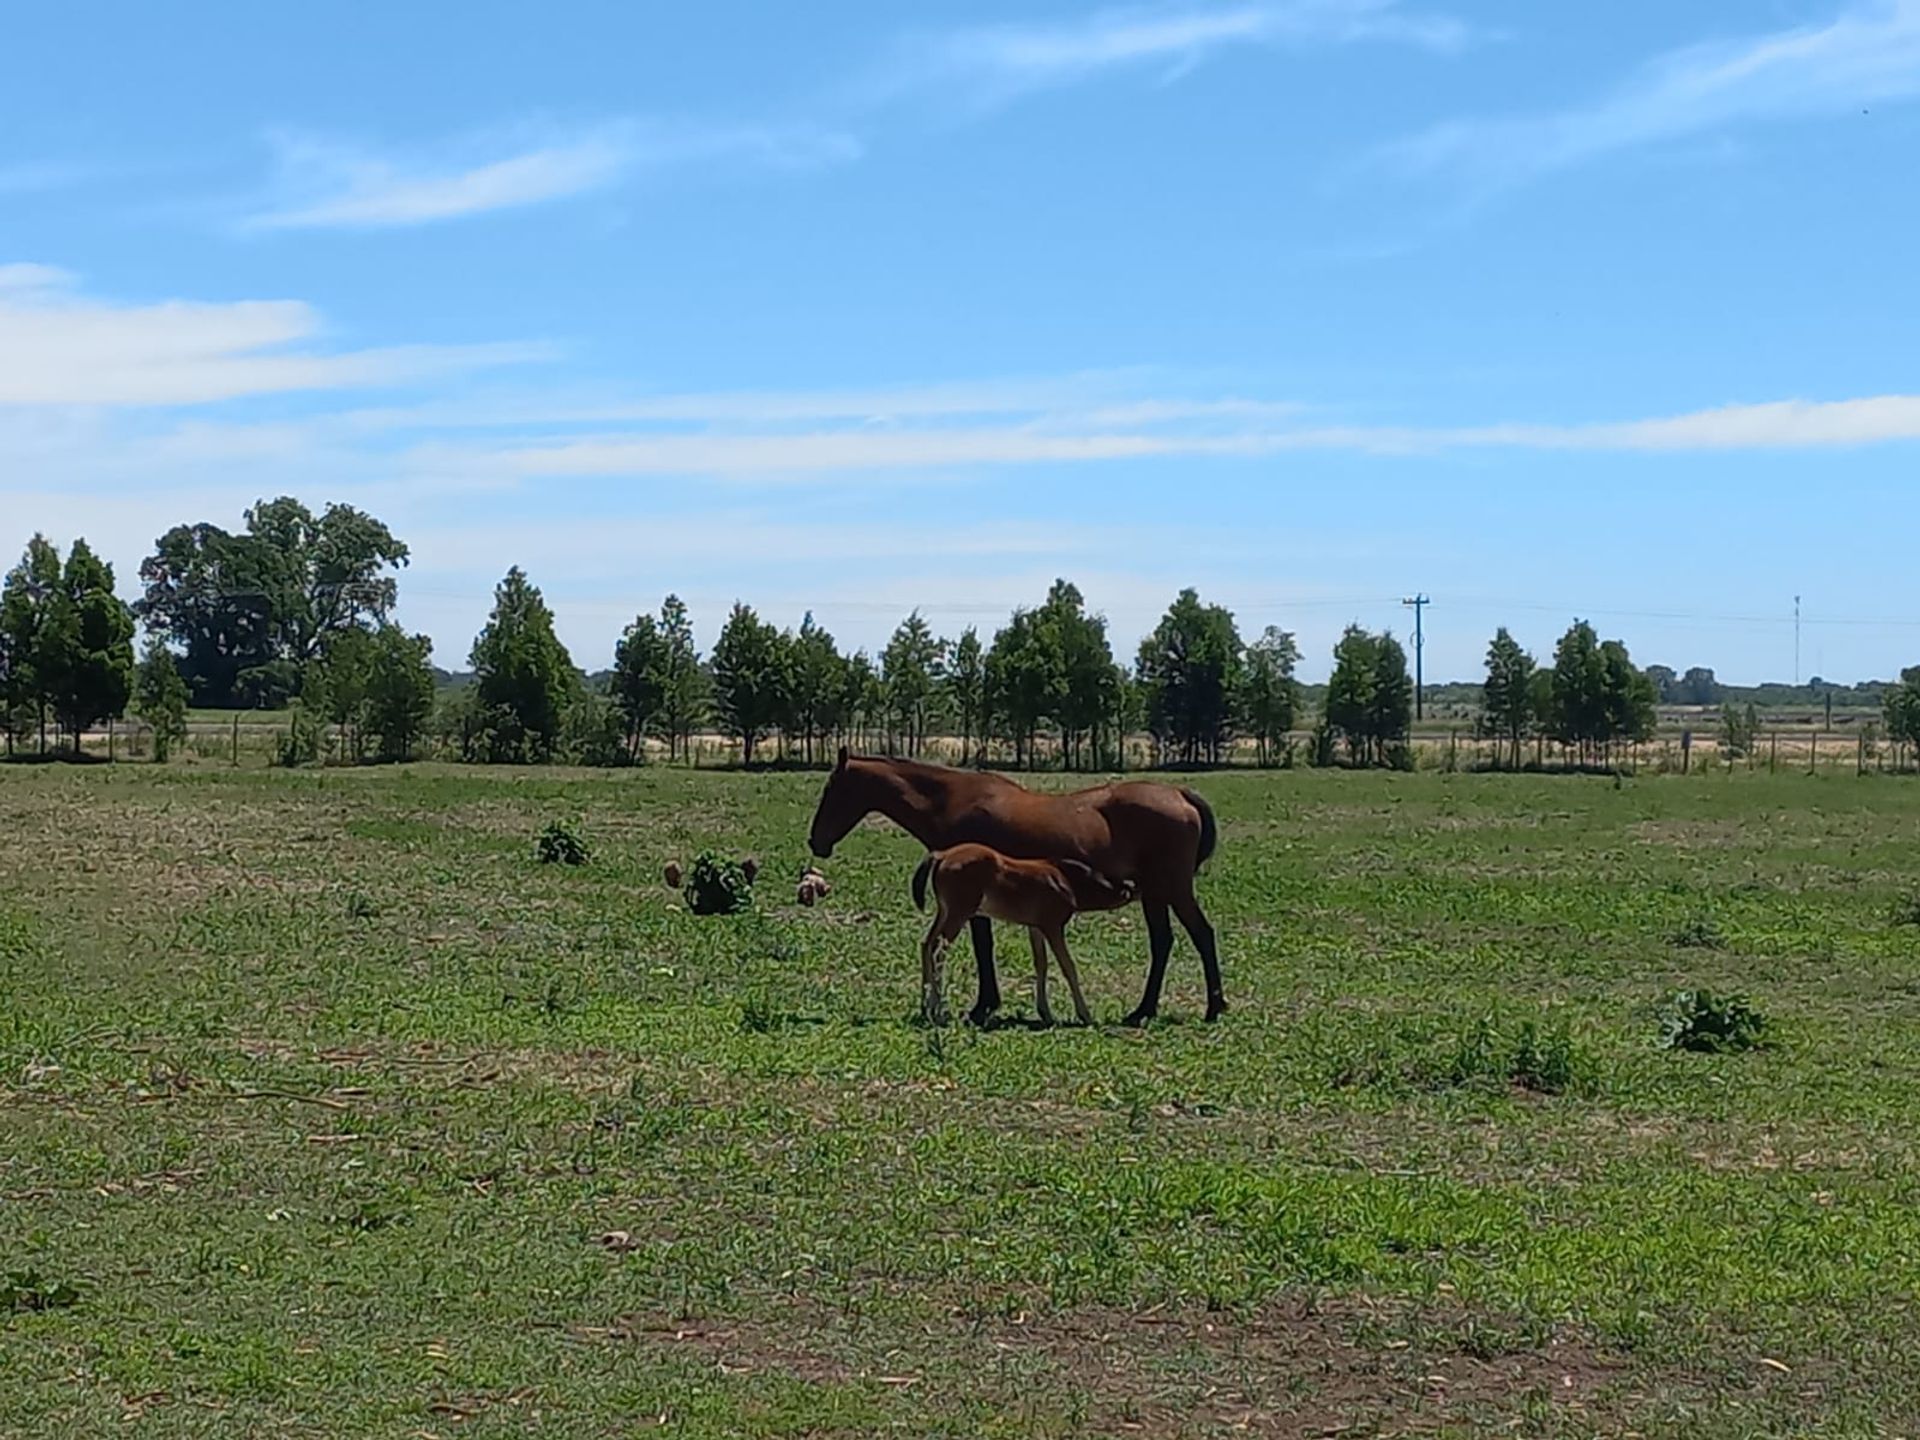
1045;928;1093;1026
1123;900;1175;1027
1173;893;1227;1022
967;915;1002;1027
1028;927;1054;1027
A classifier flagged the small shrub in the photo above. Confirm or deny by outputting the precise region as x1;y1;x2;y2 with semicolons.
277;703;324;768
1668;917;1725;950
1507;1020;1579;1095
1891;895;1920;928
1659;989;1768;1054
537;820;590;866
685;851;753;915
2;1268;80;1314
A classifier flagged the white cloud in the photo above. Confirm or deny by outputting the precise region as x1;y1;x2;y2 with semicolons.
876;0;1472;109
0;267;544;407
248;119;861;230
1390;0;1920;190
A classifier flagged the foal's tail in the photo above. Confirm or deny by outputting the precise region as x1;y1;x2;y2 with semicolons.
1180;787;1218;870
911;853;935;911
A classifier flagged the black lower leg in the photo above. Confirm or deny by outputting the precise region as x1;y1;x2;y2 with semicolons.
967;915;1001;1023
1179;905;1227;1021
1125;902;1174;1026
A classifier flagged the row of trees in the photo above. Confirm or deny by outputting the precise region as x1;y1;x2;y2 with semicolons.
595;581;1310;770
1;537;138;755
1482;621;1658;767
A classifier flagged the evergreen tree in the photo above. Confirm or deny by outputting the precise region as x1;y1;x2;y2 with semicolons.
882;610;944;757
132;638;189;762
946;626;986;765
467;567;578;763
1241;625;1300;767
709;602;786;765
45;539;135;751
1482;627;1538;769
1136;588;1244;765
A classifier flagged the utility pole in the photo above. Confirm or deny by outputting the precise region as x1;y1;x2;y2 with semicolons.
1794;595;1801;688
1402;594;1429;722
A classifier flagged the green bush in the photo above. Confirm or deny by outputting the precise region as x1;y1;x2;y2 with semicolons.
536;820;590;866
686;850;753;916
1658;989;1768;1053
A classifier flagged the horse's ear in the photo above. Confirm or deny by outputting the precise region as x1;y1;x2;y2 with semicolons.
836;745;849;771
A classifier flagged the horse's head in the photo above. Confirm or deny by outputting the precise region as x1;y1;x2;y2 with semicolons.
807;747;865;858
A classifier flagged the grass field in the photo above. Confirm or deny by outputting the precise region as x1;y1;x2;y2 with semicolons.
5;764;1920;1436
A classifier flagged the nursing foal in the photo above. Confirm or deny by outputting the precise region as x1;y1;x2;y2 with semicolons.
912;844;1134;1026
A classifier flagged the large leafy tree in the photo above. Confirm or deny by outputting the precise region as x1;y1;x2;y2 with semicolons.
882;610;944;757
468;567;577;763
1136;587;1244;766
132;637;189;762
44;539;135;749
1482;627;1538;769
1;535;64;753
136;498;407;707
1241;625;1300;767
243;497;409;665
709;602;787;765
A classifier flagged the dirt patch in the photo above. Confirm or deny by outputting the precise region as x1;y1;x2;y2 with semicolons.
586;1292;1672;1435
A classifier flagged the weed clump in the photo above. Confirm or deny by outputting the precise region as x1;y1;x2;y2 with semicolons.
1415;1014;1592;1095
685;851;753;915
1669;917;1725;950
1891;895;1920;928
1659;989;1768;1054
537;820;590;866
2;1268;79;1314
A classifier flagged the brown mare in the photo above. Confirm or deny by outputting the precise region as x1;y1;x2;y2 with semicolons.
911;844;1136;1026
807;749;1224;1025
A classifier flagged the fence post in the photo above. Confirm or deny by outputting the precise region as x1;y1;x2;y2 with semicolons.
1810;732;1819;776
107;718;115;763
1681;729;1691;775
1860;731;1868;777
1769;731;1777;774
232;713;240;767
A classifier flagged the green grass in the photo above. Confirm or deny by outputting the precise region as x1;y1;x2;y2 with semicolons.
5;765;1920;1436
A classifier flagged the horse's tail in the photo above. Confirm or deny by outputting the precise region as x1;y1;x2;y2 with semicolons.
912;853;935;911
1181;787;1217;871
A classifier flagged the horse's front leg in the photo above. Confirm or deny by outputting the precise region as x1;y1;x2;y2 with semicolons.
966;914;1002;1026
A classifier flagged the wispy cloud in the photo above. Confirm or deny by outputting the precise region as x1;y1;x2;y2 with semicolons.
1389;0;1920;191
871;0;1473;111
0;265;544;406
248;118;861;230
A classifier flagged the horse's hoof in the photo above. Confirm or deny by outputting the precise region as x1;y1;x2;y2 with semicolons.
966;1006;998;1028
1123;1007;1156;1028
1205;997;1228;1022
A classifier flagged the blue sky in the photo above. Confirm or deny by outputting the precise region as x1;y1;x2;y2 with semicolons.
5;0;1920;683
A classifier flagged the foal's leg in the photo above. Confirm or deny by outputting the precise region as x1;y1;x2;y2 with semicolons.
1124;900;1176;1027
1028;927;1054;1027
1172;892;1227;1022
920;918;947;1026
1044;926;1094;1026
967;915;1002;1027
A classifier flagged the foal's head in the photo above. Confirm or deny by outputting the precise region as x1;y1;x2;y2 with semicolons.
807;748;867;858
1056;859;1137;913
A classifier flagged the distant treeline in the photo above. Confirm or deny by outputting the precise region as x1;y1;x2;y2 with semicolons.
5;496;1918;770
